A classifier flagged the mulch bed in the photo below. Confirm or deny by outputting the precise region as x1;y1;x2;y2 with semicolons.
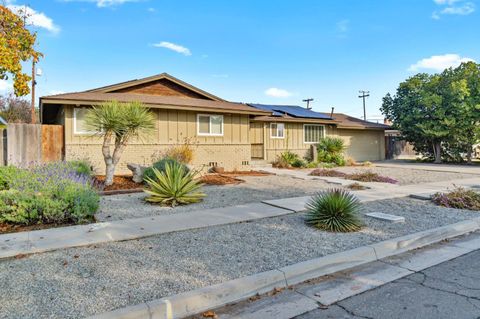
198;174;245;185
95;175;144;191
0;219;92;234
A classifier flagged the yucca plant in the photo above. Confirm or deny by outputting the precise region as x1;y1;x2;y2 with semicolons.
305;189;362;232
143;162;205;207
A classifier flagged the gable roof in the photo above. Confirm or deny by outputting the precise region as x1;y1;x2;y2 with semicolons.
86;73;225;101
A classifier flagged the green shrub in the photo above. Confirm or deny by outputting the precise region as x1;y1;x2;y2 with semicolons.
143;158;190;182
0;166;22;190
316;137;346;166
0;162;99;226
291;158;306;168
305;189;362;232
144;162;205;207
68;160;93;176
272;151;306;168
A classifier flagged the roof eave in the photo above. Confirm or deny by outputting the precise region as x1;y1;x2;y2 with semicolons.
40;98;270;116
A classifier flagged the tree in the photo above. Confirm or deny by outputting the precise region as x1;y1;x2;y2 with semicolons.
0;93;32;122
442;62;480;163
0;5;42;96
381;73;451;163
86;101;155;186
382;62;480;164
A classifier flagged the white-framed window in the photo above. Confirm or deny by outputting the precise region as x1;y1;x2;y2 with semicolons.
197;114;224;136
73;107;94;135
304;124;325;143
270;123;285;139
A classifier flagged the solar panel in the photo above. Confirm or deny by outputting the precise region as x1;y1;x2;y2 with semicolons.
248;104;332;120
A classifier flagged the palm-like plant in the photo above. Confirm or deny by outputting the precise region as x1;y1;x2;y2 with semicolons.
305;189;362;232
86;100;155;186
144;162;206;207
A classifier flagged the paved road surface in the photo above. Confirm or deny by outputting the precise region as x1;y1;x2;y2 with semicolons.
295;250;480;319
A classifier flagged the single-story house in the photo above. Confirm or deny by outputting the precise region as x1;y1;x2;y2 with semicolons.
40;73;389;174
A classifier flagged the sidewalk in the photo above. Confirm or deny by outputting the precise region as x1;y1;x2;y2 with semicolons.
211;231;480;319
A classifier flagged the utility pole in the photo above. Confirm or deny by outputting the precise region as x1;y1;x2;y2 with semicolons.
358;90;370;121
31;61;36;123
303;98;314;110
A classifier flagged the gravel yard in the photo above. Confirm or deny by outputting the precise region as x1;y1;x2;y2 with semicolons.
97;167;474;221
1;198;479;319
328;166;474;185
96;175;334;221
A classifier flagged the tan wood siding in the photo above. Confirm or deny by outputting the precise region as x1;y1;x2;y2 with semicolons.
113;79;212;99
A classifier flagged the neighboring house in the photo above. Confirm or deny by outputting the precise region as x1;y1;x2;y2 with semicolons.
40;73;389;173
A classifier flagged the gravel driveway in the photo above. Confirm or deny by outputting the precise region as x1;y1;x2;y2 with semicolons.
96;175;334;221
1;198;479;319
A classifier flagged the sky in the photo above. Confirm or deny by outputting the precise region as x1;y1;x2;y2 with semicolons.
1;0;479;120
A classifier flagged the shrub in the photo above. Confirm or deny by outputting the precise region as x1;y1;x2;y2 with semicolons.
309;169;346;177
432;187;480;211
316;137;346;166
163;139;195;164
291;158;306;168
305;189;362;232
346;171;398;184
144;162;205;207
362;161;373;167
68;160;93;176
272;151;306;168
0;162;99;225
143;158;190;182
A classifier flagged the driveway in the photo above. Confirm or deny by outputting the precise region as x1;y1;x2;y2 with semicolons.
375;160;480;175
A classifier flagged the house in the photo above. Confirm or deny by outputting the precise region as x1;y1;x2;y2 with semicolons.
40;73;389;174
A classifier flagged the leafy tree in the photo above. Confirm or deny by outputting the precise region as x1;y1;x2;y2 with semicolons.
382;63;480;164
381;74;451;163
0;93;31;123
86;101;155;186
442;62;480;163
0;5;42;96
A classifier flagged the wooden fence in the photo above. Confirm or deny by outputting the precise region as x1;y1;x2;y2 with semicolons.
3;124;64;166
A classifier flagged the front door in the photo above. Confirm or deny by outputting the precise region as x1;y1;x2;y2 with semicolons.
250;122;264;159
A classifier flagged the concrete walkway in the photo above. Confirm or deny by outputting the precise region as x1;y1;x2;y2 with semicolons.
1;176;479;260
375;160;480;174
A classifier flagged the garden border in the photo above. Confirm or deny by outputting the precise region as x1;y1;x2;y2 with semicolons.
89;217;480;319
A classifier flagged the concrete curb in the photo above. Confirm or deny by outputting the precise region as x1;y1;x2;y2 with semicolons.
89;217;480;319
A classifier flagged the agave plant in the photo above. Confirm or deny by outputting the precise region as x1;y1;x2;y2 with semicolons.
144;162;205;207
305;189;362;232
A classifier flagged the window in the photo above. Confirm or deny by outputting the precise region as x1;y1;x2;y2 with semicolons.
304;124;325;143
270;123;285;139
197;114;224;136
74;108;93;135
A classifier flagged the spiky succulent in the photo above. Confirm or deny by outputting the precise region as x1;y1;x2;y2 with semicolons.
305;189;362;232
144;162;205;207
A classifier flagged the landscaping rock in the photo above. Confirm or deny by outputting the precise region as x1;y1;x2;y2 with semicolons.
126;163;148;183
